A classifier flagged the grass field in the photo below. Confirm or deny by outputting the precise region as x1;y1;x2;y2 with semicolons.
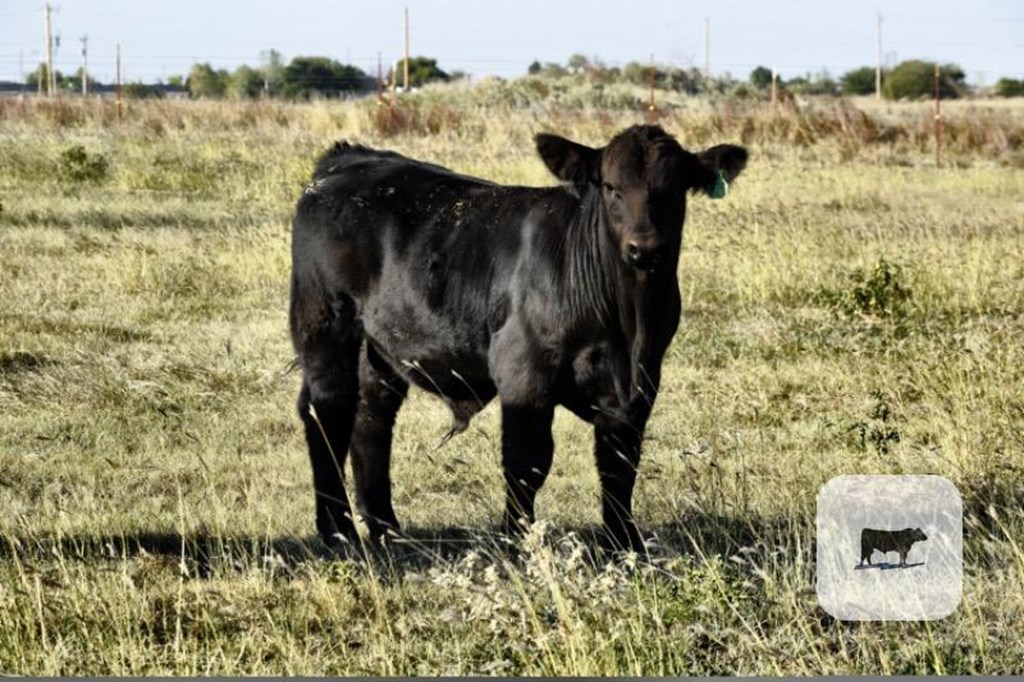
1;90;1023;674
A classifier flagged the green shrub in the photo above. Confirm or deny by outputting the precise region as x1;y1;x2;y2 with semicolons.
994;78;1023;98
824;257;913;322
58;145;109;184
840;66;879;95
848;390;902;456
883;60;966;100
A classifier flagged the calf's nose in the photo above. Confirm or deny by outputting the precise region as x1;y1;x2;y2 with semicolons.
625;241;662;271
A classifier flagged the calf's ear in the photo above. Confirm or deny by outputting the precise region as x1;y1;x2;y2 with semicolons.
692;144;748;198
536;133;600;185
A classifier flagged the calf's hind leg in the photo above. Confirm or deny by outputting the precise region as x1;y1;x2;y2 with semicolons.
295;299;363;545
350;344;408;542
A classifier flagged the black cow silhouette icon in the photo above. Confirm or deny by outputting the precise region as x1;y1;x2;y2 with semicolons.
859;527;928;568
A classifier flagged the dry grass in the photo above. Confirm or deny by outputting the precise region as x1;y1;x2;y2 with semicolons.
0;89;1023;674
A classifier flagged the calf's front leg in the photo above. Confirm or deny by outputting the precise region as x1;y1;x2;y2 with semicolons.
500;403;555;535
594;424;645;552
489;316;557;537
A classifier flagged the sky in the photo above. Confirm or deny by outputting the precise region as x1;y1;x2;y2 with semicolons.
1;0;1022;86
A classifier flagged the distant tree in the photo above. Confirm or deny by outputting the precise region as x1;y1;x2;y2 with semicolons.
167;75;185;88
62;67;101;92
664;66;705;94
620;62;704;94
24;63;41;86
938;62;967;97
820;71;840;95
186;62;229;98
527;60;542;75
26;63;63;89
228;65;264;99
539;61;567;78
687;68;714;95
282;56;368;98
567;53;590;74
937;62;962;94
394;56;450;88
597;65;622;85
260;48;285;96
711;72;741;95
787;70;838;96
994;77;1023;97
27;63;84;91
622;61;649;85
883;60;966;100
750;65;773;89
123;81;164;99
785;75;808;91
732;83;753;99
840;66;878;95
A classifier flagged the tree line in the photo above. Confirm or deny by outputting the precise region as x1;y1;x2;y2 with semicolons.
24;50;1021;100
530;54;1003;100
25;50;454;99
753;61;1020;99
181;51;456;99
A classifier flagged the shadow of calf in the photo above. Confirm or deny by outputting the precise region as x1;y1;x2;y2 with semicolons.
0;512;804;579
854;561;925;571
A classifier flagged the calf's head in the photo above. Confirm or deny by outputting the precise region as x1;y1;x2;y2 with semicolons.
537;125;747;271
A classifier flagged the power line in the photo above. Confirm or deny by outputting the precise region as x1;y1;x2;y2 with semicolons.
883;13;1024;24
0;5;43;19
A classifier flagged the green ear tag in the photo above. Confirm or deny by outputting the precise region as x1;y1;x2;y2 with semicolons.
709;169;728;199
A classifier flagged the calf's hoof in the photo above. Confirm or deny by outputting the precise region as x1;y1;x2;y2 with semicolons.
317;510;360;549
502;510;535;538
604;520;648;557
366;520;403;549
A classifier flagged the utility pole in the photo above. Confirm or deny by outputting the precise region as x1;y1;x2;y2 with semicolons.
875;13;883;102
934;63;942;167
44;2;54;96
647;53;656;123
116;43;122;120
403;6;410;92
53;34;61;95
703;17;710;78
80;34;88;96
